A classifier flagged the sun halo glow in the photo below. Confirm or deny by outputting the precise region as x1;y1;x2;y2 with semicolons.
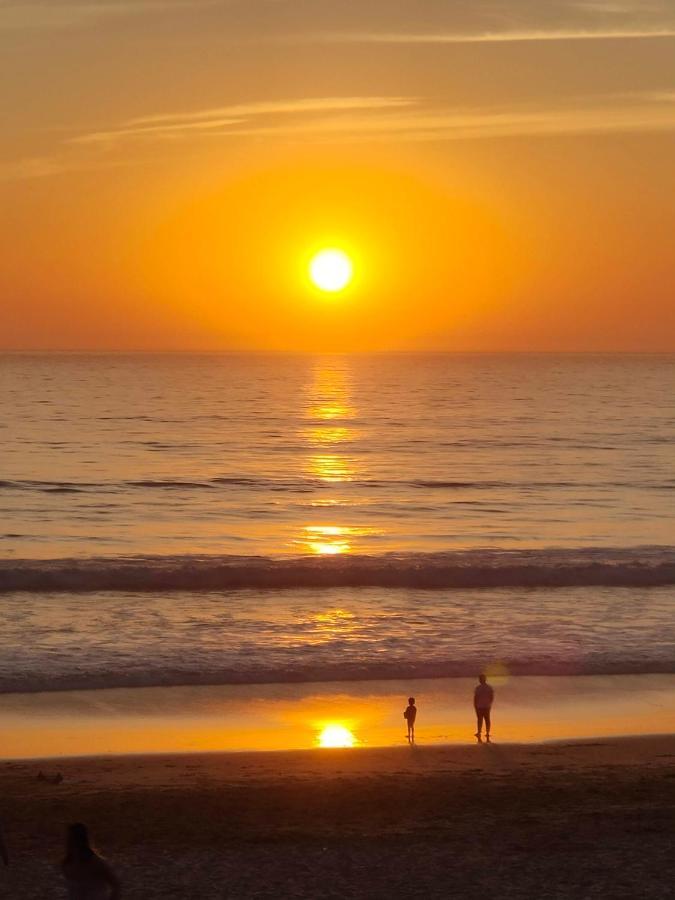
317;724;356;748
309;249;353;293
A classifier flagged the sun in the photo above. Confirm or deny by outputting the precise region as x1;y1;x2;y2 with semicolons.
318;724;356;748
309;249;353;293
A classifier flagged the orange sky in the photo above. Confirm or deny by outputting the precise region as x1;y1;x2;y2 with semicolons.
1;0;674;351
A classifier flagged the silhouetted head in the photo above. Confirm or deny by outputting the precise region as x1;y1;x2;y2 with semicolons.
479;674;487;684
65;823;95;863
408;697;415;705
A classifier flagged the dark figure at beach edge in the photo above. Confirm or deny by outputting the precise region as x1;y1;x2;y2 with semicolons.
0;820;8;866
474;674;494;742
62;823;121;900
404;696;417;743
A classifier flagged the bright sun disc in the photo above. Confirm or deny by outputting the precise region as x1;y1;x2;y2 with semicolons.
318;724;356;748
309;249;353;293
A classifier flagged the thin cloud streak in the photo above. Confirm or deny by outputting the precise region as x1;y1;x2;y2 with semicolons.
186;94;675;143
0;157;69;181
6;93;675;181
222;107;675;143
71;97;416;145
127;97;416;127
305;28;675;46
0;1;215;30
74;94;675;148
0;154;136;182
572;1;667;11
73;118;246;145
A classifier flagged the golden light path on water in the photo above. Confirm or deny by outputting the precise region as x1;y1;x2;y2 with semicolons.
294;361;381;555
302;525;352;555
307;454;354;483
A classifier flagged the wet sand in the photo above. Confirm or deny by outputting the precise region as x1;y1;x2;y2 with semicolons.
2;736;674;898
2;673;675;758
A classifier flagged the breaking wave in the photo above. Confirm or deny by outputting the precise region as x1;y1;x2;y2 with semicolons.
2;547;675;593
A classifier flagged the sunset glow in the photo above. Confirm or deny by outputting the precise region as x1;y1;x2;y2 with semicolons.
3;3;675;896
1;0;674;352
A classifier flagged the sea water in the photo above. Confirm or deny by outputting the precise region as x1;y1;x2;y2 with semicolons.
1;352;674;693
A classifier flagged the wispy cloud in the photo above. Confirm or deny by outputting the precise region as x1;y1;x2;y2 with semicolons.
125;97;416;127
5;92;675;181
0;154;135;182
301;27;675;46
0;156;68;181
70;97;416;145
218;98;675;144
573;1;667;12
0;0;214;30
71;92;675;148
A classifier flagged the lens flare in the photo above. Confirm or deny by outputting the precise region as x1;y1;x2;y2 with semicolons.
484;660;511;686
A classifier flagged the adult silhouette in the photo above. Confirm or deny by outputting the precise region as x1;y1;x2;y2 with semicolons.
474;673;494;742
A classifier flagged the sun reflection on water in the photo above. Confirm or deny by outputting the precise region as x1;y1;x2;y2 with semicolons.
299;525;352;554
305;425;351;445
312;404;351;420
312;608;356;628
298;361;385;553
317;724;356;748
296;524;381;555
309;541;351;555
296;607;360;647
308;454;355;483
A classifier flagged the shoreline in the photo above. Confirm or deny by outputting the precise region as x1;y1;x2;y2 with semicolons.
2;673;674;760
6;731;675;766
5;659;675;696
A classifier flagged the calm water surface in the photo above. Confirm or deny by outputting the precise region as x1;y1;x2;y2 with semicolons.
2;353;673;558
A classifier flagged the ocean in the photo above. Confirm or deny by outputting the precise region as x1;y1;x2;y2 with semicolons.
1;352;674;694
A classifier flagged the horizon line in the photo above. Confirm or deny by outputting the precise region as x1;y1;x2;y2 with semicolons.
2;349;674;356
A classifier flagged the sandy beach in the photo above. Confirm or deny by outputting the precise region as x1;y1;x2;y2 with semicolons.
2;735;674;898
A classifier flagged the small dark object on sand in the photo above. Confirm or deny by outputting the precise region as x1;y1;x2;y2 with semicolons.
37;771;63;784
